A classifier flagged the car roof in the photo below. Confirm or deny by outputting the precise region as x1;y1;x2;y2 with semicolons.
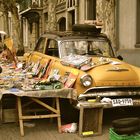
41;31;109;41
41;24;109;41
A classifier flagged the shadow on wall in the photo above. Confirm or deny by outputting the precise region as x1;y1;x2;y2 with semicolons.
117;49;140;67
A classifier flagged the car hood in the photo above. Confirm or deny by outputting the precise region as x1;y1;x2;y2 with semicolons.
87;57;140;87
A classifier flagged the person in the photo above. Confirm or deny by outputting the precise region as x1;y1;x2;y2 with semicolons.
4;35;17;56
0;36;18;66
0;44;17;66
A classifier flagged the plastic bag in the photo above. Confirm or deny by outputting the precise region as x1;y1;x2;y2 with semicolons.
61;123;77;133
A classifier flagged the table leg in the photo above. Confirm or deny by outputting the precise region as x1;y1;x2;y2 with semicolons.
50;98;56;123
17;97;24;136
0;100;2;125
56;98;61;133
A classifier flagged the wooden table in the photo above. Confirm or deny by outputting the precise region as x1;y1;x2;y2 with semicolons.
0;88;77;136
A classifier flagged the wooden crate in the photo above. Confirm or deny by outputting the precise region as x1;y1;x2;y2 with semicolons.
2;109;18;123
79;103;103;137
1;95;17;123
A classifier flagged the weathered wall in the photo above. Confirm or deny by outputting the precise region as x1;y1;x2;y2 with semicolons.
117;49;140;67
0;13;5;31
96;0;116;49
0;4;7;33
47;0;57;31
117;0;140;67
78;0;85;23
118;0;136;49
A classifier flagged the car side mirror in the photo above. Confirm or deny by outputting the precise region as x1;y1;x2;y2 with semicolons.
117;55;123;60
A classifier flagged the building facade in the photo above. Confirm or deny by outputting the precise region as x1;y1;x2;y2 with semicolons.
18;0;140;66
116;0;140;66
0;11;12;37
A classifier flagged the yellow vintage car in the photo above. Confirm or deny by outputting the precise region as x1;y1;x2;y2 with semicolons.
25;24;140;107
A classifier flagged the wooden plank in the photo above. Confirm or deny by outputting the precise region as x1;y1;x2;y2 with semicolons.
56;98;61;133
21;114;60;119
17;97;24;136
31;97;58;114
79;105;84;135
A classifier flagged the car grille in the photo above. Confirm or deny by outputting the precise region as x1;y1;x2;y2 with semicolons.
80;87;140;98
78;86;140;105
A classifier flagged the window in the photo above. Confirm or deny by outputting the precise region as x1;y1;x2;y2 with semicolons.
60;39;114;58
46;39;59;57
44;12;48;23
59;17;66;31
23;18;28;47
85;0;96;20
32;0;41;7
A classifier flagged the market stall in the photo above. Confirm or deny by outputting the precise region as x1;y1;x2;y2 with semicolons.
0;60;77;136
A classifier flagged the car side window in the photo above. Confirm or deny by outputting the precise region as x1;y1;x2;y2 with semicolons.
46;39;59;57
35;37;46;53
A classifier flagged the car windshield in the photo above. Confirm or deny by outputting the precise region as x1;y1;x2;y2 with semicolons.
59;39;114;58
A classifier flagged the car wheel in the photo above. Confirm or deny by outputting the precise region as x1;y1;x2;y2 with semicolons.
114;125;140;135
112;117;140;128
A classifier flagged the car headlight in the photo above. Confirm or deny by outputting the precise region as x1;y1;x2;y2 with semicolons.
80;74;93;87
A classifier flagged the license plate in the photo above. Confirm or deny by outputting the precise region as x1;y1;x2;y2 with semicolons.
112;98;133;107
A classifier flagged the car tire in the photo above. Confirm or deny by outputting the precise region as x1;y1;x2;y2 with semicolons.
112;117;140;128
114;125;140;135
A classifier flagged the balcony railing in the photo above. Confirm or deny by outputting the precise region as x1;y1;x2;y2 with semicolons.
56;0;78;13
67;0;78;8
56;1;66;13
20;0;43;12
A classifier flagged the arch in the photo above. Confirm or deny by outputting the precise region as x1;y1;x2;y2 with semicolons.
58;17;66;31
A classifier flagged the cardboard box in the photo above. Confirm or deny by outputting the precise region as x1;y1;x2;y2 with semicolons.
2;109;17;123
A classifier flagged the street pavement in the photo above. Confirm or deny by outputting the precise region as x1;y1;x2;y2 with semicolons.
0;107;139;140
0;120;110;140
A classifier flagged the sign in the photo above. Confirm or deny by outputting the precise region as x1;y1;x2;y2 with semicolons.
112;98;133;107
